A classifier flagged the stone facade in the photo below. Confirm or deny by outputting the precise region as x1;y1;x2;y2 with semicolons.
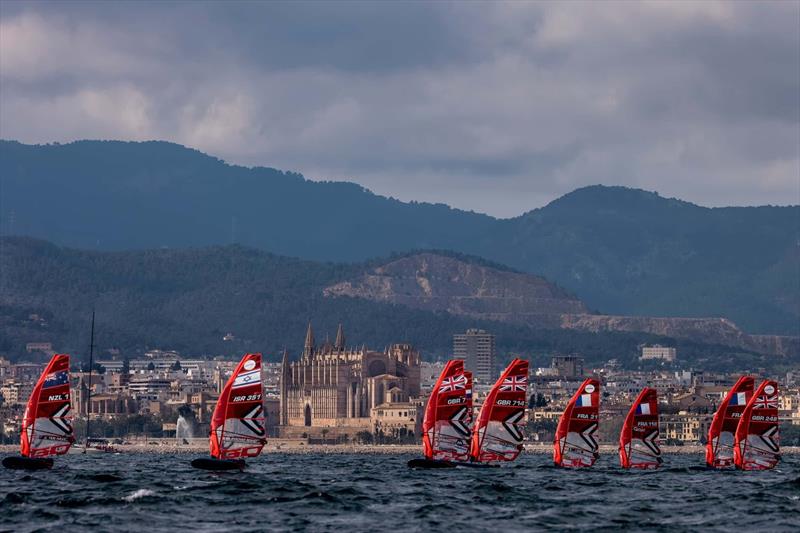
279;324;421;428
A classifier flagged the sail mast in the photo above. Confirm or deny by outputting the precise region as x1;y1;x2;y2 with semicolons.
84;310;95;452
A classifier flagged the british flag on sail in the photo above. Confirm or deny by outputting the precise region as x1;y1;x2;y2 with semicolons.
499;375;527;392
754;394;777;409
439;374;467;393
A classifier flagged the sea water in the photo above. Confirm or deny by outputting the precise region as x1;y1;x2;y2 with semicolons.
1;453;797;532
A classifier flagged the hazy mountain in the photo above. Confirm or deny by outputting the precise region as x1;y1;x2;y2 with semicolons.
1;140;797;335
0;237;641;364
3;237;785;371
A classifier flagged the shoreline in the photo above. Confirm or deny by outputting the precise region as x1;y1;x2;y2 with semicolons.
3;443;798;455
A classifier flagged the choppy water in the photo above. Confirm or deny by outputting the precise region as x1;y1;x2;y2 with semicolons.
1;452;798;532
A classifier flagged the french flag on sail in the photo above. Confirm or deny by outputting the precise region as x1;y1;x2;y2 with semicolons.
636;402;651;415
576;394;592;407
729;392;747;406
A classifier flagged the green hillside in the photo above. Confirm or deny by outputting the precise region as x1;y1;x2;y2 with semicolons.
0;237;773;371
1;140;796;335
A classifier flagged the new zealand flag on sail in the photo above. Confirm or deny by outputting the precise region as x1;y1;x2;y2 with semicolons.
43;370;69;388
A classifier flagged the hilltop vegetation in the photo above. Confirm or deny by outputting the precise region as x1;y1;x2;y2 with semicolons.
1;140;797;335
0;237;777;371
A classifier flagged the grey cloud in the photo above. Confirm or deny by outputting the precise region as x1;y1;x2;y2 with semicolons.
1;1;797;217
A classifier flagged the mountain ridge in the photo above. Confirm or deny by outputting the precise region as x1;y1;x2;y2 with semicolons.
1;140;797;335
3;236;795;371
324;253;798;357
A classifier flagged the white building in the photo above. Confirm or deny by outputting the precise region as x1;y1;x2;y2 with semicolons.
453;329;496;384
641;345;677;362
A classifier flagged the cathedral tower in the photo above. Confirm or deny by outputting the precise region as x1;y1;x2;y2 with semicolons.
303;322;315;358
334;323;345;352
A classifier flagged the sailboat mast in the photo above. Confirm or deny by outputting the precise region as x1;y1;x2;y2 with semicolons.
84;310;95;452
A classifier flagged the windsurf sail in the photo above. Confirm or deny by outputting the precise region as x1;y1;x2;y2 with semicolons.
422;359;473;462
734;379;780;470
554;378;600;468
705;375;754;468
619;387;661;469
20;354;74;458
470;358;528;463
209;353;267;460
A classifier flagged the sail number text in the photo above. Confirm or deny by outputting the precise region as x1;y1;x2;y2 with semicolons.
232;394;262;402
496;399;526;407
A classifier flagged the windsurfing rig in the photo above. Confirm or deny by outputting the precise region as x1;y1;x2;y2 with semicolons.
192;353;266;471
554;378;600;468
734;379;780;471
469;358;528;464
619;387;662;469
706;376;754;469
3;353;74;470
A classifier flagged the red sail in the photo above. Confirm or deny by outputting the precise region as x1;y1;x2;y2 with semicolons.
706;376;754;468
554;378;600;468
734;379;780;470
470;358;528;463
619;387;661;469
209;353;266;460
20;354;74;458
422;360;473;462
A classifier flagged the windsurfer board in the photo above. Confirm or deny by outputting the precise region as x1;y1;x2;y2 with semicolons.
190;457;246;471
453;461;500;469
406;458;456;469
2;456;54;470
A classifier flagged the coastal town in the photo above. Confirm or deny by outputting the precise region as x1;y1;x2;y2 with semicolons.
2;324;798;449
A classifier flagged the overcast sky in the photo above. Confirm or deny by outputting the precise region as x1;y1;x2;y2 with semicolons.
1;1;798;217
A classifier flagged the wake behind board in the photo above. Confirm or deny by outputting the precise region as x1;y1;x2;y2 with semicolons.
454;461;500;469
2;456;54;470
407;458;455;469
191;457;246;471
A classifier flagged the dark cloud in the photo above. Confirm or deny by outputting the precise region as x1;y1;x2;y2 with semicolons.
1;1;797;216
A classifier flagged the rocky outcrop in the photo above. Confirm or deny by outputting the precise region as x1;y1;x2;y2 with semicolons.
325;252;798;357
748;335;800;358
324;253;588;326
558;315;798;357
559;315;748;346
